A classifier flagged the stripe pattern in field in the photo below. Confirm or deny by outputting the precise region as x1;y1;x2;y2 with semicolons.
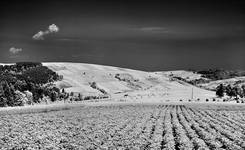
0;104;245;149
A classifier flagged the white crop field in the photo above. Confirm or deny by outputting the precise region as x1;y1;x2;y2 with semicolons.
0;103;245;150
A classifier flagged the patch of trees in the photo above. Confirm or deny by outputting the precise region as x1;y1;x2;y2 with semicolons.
0;62;42;73
216;84;245;99
66;92;109;102
171;76;209;86
187;78;210;85
0;62;63;107
197;69;245;80
83;95;109;100
115;73;142;90
89;82;108;94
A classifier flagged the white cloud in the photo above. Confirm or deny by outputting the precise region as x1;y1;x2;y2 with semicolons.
48;24;59;33
33;31;46;40
9;47;22;54
33;24;59;40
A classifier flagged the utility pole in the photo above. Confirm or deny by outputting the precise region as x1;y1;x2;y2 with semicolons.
191;87;194;100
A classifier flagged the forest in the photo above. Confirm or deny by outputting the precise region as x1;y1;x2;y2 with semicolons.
0;62;63;107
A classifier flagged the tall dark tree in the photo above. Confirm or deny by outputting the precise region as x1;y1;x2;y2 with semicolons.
50;91;57;102
216;84;225;98
225;84;233;98
242;85;245;97
0;84;7;107
231;86;239;98
0;84;4;96
78;93;82;101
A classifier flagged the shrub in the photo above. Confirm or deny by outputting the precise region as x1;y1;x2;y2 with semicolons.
50;91;57;102
216;84;224;98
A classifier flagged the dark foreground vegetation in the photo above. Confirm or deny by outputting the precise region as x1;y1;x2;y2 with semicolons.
216;83;245;101
0;62;63;107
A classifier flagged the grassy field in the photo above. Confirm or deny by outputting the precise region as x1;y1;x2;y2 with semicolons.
0;103;245;149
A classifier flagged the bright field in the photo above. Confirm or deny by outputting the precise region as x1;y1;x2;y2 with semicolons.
0;104;245;150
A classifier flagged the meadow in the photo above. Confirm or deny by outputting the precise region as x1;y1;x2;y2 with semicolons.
0;103;245;150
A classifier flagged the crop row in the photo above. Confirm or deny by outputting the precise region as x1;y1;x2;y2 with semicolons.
0;104;244;149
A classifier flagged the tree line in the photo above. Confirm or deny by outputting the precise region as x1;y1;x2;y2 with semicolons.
216;84;245;99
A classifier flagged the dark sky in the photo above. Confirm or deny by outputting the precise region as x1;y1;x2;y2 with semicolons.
0;0;245;71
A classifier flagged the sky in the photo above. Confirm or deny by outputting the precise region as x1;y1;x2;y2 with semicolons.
0;0;244;71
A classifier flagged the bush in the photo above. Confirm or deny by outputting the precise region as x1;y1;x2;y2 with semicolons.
84;96;97;100
50;91;57;102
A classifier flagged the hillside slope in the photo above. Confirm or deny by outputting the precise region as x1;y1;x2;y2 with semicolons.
198;76;245;90
161;70;245;91
43;63;215;101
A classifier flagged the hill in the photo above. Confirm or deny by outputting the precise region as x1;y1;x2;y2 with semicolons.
198;76;245;90
162;70;245;91
43;63;215;102
196;69;245;80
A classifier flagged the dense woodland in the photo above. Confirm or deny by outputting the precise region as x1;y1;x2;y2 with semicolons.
216;83;245;100
0;62;64;107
